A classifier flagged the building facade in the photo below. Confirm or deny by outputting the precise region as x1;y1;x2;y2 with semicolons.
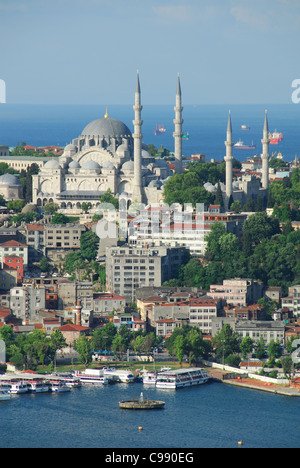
105;244;187;301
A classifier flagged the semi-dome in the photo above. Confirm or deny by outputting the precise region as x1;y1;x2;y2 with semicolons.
0;174;21;185
81;117;132;139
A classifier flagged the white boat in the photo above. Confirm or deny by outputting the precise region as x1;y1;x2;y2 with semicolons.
63;378;81;388
49;381;71;393
74;369;108;385
142;371;157;385
28;380;50;393
156;367;209;389
103;368;135;383
10;381;29;394
0;387;11;401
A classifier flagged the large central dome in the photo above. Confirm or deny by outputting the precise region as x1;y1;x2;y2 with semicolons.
81;116;132;138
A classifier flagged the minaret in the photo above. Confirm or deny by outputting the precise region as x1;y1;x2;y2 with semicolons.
224;110;234;208
173;73;183;174
261;109;270;191
132;70;143;203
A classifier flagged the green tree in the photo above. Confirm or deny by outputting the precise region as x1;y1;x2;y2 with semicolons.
44;202;59;214
51;213;69;224
82;202;92;213
213;324;241;362
80;231;99;261
39;256;51;273
255;336;267;360
74;335;92;366
174;335;185;367
240;336;254;360
99;189;119;210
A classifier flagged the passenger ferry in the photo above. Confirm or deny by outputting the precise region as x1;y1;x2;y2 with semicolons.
74;369;108;385
103;367;135;383
156;368;209;389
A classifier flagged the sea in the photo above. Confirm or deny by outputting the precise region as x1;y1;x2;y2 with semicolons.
0;381;299;449
0;103;300;162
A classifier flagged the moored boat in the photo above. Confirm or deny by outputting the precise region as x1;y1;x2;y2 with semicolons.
49;380;71;393
156;367;209;389
142;371;157;385
74;369;108;385
103;367;135;383
10;381;29;394
0;387;11;401
28;380;50;393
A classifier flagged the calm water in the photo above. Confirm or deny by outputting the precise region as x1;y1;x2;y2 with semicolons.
0;103;299;162
0;382;299;448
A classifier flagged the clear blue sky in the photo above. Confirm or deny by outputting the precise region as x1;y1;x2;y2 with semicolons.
0;0;299;105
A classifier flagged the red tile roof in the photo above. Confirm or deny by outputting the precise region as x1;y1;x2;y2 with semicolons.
0;240;27;248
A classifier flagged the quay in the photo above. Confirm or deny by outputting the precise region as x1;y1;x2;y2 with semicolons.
205;367;300;397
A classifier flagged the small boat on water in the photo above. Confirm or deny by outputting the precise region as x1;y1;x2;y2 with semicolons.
0;387;11;401
119;392;165;410
241;124;250;130
49;381;71;393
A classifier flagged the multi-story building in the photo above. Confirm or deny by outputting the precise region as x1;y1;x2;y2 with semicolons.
93;292;126;317
189;298;220;334
0;240;28;270
282;285;300;318
105;244;187;301
235;320;285;346
3;255;23;283
44;223;86;263
10;285;46;324
57;279;93;310
25;223;45;263
208;278;264;307
128;205;247;256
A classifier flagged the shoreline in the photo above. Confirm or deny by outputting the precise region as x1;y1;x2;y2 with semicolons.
205;367;300;397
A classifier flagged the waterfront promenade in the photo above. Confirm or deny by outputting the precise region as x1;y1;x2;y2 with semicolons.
205;367;300;397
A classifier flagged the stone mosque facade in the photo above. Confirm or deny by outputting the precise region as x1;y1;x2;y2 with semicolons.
32;73;184;213
27;72;269;213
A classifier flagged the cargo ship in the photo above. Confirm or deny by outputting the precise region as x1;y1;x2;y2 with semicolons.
154;124;166;135
234;140;256;149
